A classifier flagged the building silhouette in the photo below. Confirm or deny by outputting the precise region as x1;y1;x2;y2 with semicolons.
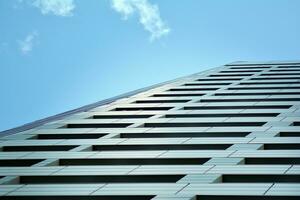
0;60;300;199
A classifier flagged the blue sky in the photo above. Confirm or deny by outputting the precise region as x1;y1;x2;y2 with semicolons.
0;0;300;131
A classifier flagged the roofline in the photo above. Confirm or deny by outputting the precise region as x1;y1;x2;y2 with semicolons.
226;60;300;66
1;60;299;137
0;68;214;137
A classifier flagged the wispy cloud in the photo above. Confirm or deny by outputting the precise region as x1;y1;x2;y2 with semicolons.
111;0;170;41
29;0;75;17
18;31;39;55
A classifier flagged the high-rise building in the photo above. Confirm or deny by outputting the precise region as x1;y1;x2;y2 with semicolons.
1;60;300;200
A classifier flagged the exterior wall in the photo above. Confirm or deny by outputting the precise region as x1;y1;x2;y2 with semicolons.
0;60;300;199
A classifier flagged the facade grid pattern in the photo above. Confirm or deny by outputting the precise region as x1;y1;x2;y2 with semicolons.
0;60;300;200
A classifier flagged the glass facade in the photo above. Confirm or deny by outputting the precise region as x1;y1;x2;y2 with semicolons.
0;61;300;199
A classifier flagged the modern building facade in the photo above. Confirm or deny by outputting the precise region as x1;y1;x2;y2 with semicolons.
0;60;300;200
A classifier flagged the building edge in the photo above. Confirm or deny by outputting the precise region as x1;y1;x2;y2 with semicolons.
1;59;299;137
0;66;219;137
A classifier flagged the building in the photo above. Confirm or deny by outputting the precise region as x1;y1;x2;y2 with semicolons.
0;60;300;200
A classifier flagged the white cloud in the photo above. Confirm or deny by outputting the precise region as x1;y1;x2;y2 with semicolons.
32;0;75;17
111;0;170;41
18;31;39;55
